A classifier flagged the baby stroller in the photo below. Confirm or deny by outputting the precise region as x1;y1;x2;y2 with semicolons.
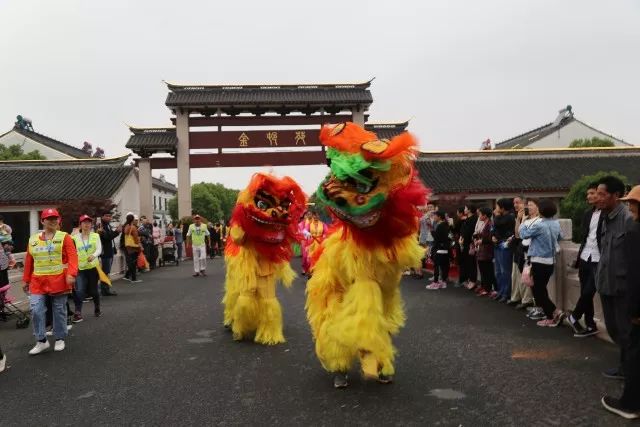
159;236;178;266
0;283;30;329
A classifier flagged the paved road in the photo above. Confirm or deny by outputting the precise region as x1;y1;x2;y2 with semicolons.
0;258;629;426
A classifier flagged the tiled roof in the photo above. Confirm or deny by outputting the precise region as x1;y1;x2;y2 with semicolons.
152;176;177;193
365;121;409;140
7;125;91;158
0;158;132;205
495;117;575;149
416;148;640;195
165;81;373;109
126;127;178;155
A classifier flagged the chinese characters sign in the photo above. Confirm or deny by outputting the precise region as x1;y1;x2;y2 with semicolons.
266;132;278;146
189;130;321;149
238;132;250;147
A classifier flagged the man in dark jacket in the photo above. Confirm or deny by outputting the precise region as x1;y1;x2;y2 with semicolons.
602;185;640;419
565;182;604;337
596;176;634;381
97;211;121;296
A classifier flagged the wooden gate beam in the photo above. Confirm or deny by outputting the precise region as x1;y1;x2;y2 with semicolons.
137;150;327;169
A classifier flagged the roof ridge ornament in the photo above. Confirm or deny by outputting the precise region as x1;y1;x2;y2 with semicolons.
552;104;573;127
15;115;34;131
164;79;374;90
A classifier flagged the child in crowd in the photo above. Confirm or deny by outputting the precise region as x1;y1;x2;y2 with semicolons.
0;215;12;244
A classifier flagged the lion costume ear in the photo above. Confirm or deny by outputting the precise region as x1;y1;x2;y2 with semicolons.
361;131;417;162
329;123;346;137
361;139;389;155
319;122;377;154
319;122;418;162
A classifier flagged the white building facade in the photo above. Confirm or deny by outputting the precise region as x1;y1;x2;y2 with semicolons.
152;175;177;227
495;106;633;149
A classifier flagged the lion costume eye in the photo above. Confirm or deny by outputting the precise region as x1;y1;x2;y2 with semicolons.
257;200;269;210
356;181;374;194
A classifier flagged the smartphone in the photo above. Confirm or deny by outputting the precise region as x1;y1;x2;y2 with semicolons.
524;208;529;216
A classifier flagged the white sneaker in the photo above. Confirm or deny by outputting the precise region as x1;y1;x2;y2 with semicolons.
29;341;50;355
67;324;73;331
425;282;441;290
439;281;448;289
54;340;65;352
46;329;53;336
0;354;6;373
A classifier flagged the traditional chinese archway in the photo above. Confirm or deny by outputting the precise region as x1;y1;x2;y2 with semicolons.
126;80;407;219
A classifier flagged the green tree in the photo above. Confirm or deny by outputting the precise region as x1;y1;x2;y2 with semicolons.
560;171;627;243
0;143;46;160
569;137;615;148
168;182;239;225
192;184;223;221
168;197;179;223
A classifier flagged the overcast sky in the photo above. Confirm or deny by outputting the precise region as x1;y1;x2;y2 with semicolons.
1;0;639;194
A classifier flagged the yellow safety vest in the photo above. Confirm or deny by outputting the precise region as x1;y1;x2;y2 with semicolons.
73;232;100;270
28;230;67;276
189;223;208;246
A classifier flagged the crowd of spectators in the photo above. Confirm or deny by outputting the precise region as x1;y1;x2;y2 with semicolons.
419;176;640;419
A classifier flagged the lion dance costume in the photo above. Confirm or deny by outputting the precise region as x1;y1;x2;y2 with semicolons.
305;122;428;387
223;173;306;345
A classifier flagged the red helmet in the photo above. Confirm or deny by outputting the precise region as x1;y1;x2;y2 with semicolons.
79;214;93;223
41;208;61;220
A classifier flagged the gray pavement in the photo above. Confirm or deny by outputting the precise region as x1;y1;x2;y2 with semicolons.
0;258;631;426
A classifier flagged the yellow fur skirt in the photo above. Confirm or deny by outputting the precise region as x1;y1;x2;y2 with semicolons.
223;246;294;345
305;232;422;377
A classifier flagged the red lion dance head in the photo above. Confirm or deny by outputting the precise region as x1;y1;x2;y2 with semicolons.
227;173;306;262
316;122;430;248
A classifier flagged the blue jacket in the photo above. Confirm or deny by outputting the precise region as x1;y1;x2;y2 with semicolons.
519;218;562;259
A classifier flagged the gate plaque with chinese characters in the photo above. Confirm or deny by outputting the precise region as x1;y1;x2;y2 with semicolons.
189;130;321;149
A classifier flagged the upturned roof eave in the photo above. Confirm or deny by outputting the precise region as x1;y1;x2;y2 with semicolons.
163;79;374;91
0;154;130;168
